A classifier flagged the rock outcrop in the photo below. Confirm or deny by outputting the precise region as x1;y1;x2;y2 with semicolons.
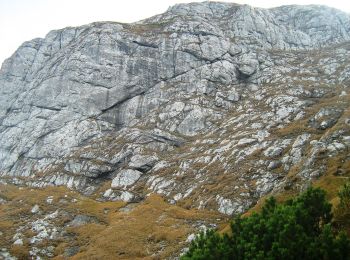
1;1;350;216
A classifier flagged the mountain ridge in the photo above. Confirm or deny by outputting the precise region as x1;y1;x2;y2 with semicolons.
1;0;350;209
0;2;350;258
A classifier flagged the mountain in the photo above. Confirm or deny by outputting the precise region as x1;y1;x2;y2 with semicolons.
0;2;350;259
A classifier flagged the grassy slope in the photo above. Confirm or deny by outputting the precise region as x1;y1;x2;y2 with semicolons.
0;184;226;259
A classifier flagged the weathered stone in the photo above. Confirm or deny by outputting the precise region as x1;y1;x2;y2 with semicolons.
64;246;80;257
267;160;281;170
30;210;60;244
186;233;196;243
13;239;23;245
177;108;207;136
111;169;142;189
216;195;248;215
327;142;346;153
116;191;134;202
264;139;292;159
237;138;257;146
264;146;284;158
103;188;115;199
216;196;236;215
68;215;97;227
128;154;158;172
237;53;259;77
309;107;343;129
31;204;40;214
0;1;350;218
292;134;311;148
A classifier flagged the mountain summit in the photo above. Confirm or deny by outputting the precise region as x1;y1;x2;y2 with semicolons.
0;2;350;258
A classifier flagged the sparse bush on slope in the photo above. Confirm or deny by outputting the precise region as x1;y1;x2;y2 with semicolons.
339;182;350;210
182;187;350;260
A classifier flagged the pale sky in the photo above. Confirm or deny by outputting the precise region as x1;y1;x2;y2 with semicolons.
0;0;350;66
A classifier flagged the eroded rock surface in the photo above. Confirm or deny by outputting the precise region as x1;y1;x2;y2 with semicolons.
1;2;350;216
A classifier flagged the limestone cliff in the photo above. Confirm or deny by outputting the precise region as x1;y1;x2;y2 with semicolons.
1;1;350;216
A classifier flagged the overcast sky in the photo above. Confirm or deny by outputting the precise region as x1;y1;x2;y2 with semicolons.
1;0;350;65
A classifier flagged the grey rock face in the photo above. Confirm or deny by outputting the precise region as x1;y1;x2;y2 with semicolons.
128;154;158;172
111;169;142;189
1;2;350;214
237;53;259;77
309;107;343;129
264;139;291;158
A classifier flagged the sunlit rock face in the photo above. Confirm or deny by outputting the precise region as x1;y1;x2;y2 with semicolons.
1;1;350;214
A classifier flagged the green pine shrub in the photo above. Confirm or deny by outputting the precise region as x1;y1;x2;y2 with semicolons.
182;187;350;260
338;182;350;210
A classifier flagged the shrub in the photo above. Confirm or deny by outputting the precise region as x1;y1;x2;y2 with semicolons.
338;182;350;210
182;187;350;260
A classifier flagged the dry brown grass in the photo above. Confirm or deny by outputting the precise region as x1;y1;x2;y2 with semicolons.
314;155;350;202
68;194;223;259
0;184;224;259
9;245;30;260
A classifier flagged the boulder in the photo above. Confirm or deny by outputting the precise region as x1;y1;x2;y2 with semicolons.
128;155;158;172
111;169;143;189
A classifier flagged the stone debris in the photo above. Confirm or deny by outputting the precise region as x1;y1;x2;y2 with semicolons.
31;204;40;214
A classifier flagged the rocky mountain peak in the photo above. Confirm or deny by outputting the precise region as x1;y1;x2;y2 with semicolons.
0;0;350;214
1;1;350;258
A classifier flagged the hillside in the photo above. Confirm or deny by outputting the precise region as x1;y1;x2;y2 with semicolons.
0;2;350;259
